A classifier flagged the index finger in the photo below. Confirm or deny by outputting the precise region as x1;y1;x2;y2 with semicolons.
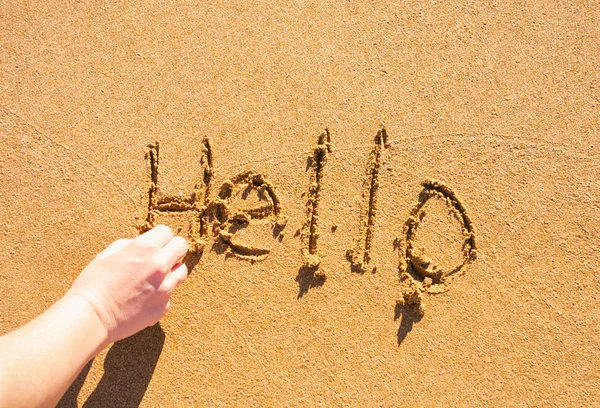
158;236;189;268
135;224;174;248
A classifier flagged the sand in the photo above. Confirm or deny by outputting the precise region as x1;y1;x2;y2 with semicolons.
1;1;599;406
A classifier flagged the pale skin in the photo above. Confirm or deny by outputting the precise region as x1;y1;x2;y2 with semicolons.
0;225;189;408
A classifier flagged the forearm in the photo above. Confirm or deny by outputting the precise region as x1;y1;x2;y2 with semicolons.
0;294;108;408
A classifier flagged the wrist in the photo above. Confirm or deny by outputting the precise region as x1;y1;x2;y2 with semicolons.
60;292;111;352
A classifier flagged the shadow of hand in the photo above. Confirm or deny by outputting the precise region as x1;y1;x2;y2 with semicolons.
58;323;165;408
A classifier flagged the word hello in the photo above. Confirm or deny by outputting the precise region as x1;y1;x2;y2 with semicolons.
140;128;477;315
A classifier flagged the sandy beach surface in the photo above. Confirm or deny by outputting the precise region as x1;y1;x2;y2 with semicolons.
1;1;599;406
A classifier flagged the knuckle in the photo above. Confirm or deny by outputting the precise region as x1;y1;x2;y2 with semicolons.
153;258;171;274
156;285;173;301
134;239;159;253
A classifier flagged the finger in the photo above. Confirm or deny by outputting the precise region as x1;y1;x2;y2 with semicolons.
96;239;132;261
135;224;174;248
157;236;189;268
169;262;188;287
159;263;188;294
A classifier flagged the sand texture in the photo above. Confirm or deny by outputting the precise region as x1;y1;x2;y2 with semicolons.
1;1;600;406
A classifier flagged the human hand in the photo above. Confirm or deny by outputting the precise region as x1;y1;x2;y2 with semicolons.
67;225;189;344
